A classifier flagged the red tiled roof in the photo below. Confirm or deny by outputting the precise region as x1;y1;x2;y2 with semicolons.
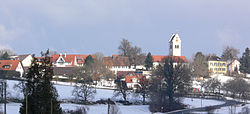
104;55;130;66
152;55;187;63
51;54;96;66
125;75;143;83
0;60;20;71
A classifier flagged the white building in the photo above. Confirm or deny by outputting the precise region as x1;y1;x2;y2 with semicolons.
227;59;241;74
0;60;24;77
18;54;33;67
169;33;181;56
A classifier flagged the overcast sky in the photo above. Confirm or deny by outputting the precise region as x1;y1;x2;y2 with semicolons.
0;0;249;59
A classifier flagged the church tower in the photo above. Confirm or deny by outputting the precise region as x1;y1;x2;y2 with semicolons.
169;33;181;56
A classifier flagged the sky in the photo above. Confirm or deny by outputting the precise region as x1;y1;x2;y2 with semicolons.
0;0;249;59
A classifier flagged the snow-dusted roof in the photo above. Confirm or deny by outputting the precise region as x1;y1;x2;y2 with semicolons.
169;33;180;42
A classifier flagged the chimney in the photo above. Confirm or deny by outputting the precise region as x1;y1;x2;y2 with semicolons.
64;53;67;58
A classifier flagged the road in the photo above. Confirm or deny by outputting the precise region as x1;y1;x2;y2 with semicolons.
166;99;242;114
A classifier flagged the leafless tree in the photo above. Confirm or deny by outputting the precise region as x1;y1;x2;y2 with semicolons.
118;38;146;67
113;78;130;104
202;78;221;93
221;46;240;61
222;78;250;100
72;66;96;103
94;52;104;62
0;48;14;56
118;38;132;56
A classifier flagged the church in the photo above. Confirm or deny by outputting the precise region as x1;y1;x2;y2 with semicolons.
152;33;187;67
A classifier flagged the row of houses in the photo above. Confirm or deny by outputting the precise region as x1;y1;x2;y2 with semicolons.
0;33;241;89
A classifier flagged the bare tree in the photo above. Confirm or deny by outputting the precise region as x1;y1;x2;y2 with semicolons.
113;78;130;104
94;52;104;62
129;46;146;67
0;48;14;56
118;38;132;56
221;46;240;61
222;78;250;100
137;77;149;105
72;66;96;103
202;78;221;93
118;38;146;67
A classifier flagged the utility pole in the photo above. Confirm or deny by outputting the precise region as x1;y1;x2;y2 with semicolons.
107;98;110;114
26;95;28;114
51;99;53;114
4;82;6;114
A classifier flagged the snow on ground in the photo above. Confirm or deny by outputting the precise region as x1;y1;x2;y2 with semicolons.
182;98;225;108
1;103;155;114
4;79;229;114
213;103;250;114
6;80;142;102
61;103;153;114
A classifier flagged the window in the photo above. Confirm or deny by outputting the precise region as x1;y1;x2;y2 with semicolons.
210;63;213;66
219;63;221;66
214;68;217;71
214;63;217;66
222;68;225;71
175;45;179;49
210;68;213;71
219;68;221;71
222;63;225;66
170;44;172;49
77;59;82;62
3;65;10;69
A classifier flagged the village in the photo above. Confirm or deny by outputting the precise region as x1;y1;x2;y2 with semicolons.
0;33;246;90
0;33;250;113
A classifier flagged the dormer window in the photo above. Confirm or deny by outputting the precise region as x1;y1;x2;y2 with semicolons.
77;59;83;62
58;58;64;63
3;65;10;69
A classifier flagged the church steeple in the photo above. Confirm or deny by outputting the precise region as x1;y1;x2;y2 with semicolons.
169;33;181;56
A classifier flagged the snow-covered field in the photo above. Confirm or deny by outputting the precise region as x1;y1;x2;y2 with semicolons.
182;98;225;109
2;80;231;114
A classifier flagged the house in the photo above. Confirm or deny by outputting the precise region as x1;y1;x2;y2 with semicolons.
116;71;145;89
51;53;93;67
0;60;24;77
104;55;135;75
227;59;240;74
124;72;145;89
152;55;187;68
208;56;227;74
17;54;33;67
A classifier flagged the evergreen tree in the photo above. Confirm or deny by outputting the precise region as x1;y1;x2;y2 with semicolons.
19;50;62;114
240;48;250;74
144;52;153;70
0;52;10;60
84;55;95;66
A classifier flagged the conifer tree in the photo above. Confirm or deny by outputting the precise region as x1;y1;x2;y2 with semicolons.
0;52;10;60
85;55;95;66
144;52;153;70
240;47;250;74
19;50;62;114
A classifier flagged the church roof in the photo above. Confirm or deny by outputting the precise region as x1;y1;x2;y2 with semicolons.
152;55;187;63
169;33;180;42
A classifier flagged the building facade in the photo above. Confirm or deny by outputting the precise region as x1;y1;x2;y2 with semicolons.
208;60;227;74
169;34;181;56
